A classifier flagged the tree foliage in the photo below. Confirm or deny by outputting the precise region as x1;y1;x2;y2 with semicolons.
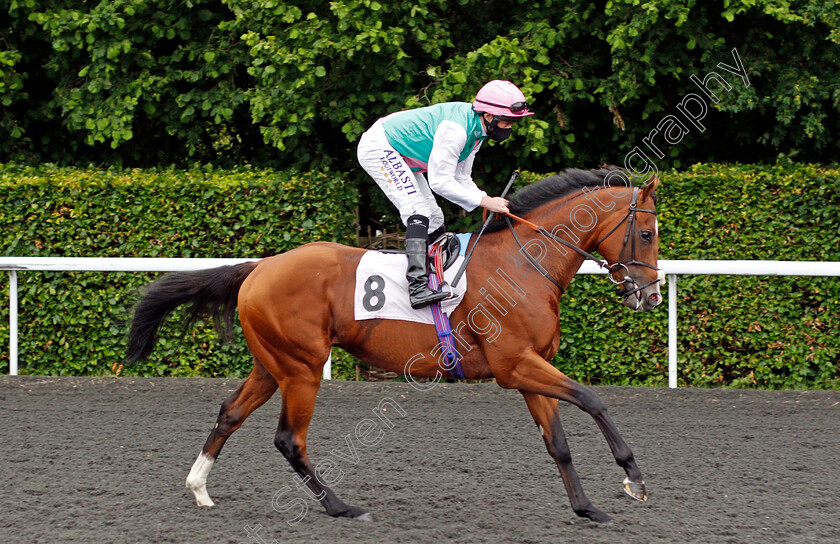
1;0;838;177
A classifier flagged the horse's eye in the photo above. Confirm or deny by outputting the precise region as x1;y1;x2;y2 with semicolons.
640;231;653;242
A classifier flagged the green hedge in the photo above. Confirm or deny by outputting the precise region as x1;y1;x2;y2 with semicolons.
0;164;359;377
2;162;839;388
544;162;840;389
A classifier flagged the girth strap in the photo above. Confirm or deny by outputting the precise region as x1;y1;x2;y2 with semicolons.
427;243;465;380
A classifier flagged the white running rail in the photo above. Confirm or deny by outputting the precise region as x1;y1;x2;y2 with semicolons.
3;257;840;386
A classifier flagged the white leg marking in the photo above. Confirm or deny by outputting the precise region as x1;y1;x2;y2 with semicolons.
186;452;216;507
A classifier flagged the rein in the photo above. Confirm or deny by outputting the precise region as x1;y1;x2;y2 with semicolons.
502;186;660;299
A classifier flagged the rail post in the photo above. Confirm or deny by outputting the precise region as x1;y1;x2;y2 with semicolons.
9;270;18;376
668;274;677;388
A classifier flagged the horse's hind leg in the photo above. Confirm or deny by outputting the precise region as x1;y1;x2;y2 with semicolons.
521;392;611;523
274;374;371;520
186;359;278;506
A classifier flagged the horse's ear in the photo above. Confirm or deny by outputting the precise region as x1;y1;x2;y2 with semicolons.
641;174;659;200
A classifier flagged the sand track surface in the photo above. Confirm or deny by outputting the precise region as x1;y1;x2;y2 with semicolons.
1;376;838;543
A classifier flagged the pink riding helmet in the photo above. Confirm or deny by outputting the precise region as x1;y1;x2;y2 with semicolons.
472;80;534;119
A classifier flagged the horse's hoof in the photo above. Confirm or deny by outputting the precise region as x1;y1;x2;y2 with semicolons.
576;508;612;524
623;477;648;501
186;481;215;507
336;505;372;521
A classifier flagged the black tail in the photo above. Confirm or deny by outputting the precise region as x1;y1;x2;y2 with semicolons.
126;262;259;364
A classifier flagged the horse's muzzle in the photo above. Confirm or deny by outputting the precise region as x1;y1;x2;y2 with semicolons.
619;279;662;312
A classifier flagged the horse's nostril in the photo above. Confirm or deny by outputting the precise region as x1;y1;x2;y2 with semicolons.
649;293;662;305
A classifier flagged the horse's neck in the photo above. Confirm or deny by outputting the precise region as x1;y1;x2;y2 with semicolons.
516;189;627;287
534;190;614;246
466;197;591;299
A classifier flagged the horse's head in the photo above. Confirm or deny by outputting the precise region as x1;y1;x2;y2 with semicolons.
483;167;663;312
594;175;662;312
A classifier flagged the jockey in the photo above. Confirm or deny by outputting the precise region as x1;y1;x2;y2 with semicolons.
357;80;533;309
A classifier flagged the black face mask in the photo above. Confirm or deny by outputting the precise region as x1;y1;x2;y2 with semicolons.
485;117;512;142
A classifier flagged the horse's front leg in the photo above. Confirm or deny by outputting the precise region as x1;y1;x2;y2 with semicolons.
499;349;647;502
521;392;612;523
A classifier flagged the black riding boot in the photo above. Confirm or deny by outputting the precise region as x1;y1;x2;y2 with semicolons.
405;215;449;310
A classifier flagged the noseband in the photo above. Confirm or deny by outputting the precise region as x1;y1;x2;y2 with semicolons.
502;186;659;299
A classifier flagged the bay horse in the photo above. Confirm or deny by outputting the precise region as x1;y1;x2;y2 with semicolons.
127;167;662;523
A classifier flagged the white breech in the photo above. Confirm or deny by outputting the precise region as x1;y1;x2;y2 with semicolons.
357;119;445;231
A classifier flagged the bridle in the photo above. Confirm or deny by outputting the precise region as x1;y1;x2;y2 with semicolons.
501;186;660;300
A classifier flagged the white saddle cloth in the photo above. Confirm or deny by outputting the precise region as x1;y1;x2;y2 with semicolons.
354;250;467;325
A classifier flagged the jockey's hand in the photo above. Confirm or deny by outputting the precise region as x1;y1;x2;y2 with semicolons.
480;195;510;214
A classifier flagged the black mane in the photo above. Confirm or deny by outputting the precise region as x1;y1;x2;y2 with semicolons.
482;166;622;233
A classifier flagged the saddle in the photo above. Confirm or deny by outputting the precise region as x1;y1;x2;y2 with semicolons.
378;232;461;271
356;232;467;379
428;232;461;271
